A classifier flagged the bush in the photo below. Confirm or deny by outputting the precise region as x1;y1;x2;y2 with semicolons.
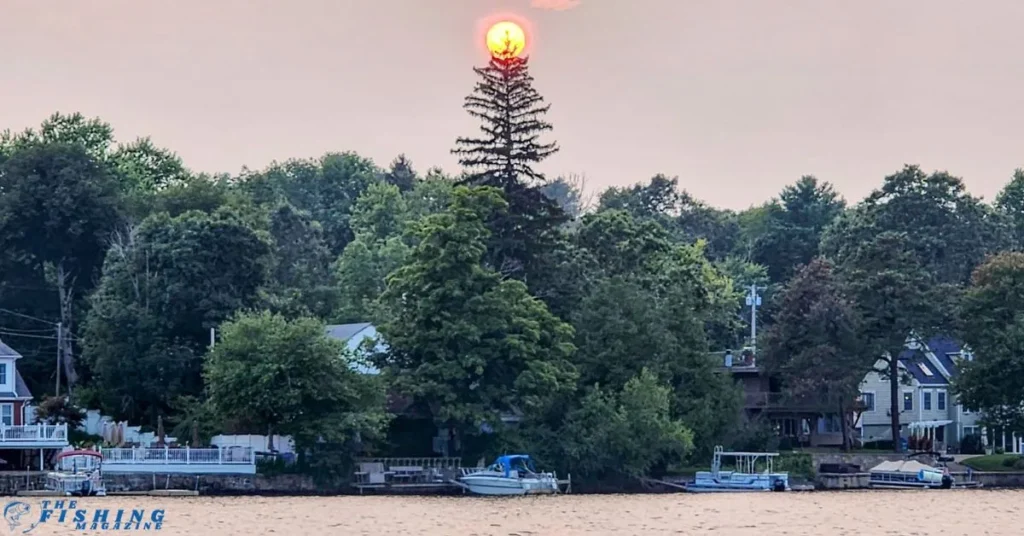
862;440;894;451
34;396;86;428
960;434;984;455
1001;456;1018;468
995;447;1005;455
777;452;814;478
1013;457;1024;471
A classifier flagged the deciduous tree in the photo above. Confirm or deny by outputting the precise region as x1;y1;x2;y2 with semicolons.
204;311;388;451
956;252;1024;433
762;258;866;450
375;186;577;452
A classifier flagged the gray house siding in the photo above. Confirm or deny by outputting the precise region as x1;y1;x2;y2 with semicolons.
857;336;982;450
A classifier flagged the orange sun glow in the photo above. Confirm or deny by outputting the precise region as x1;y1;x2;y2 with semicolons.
486;21;526;58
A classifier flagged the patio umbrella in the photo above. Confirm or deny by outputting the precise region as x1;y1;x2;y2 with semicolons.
156;416;165;447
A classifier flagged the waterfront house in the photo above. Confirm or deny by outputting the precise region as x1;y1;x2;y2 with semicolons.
325;322;383;374
724;351;846;447
0;339;70;468
857;336;982;452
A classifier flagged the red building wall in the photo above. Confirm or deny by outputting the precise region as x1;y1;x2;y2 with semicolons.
12;401;23;426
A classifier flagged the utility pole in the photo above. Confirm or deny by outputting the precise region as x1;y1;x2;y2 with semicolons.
745;284;762;352
55;322;62;397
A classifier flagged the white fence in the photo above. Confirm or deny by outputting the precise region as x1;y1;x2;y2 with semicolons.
99;446;256;474
211;434;295;454
0;424;68;444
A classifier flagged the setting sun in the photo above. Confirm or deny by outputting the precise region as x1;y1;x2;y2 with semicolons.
486;21;526;58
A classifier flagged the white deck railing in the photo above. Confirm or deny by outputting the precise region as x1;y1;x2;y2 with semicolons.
100;446;255;466
0;424;68;443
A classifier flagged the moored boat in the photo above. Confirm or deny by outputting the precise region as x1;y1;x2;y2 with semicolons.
868;460;955;489
46;449;106;496
685;446;789;493
458;454;563;496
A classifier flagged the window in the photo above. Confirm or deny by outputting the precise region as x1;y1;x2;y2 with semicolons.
860;392;875;412
963;426;979;437
918;362;934;377
823;415;842;433
903;392;913;411
1;404;13;426
923;392;932;411
938;392;946;411
0;363;7;386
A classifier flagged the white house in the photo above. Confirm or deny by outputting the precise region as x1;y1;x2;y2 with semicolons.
325;322;383;374
0;339;70;468
857;336;982;452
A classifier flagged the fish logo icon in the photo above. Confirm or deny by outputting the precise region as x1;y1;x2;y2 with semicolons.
2;502;38;533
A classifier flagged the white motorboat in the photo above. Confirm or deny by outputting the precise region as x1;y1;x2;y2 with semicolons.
46;450;107;496
458;455;562;496
685;446;789;493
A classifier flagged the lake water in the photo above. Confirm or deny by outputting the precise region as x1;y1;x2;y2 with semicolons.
18;490;1018;535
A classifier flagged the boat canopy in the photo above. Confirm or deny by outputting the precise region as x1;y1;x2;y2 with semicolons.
492;455;535;477
870;460;939;474
56;450;102;461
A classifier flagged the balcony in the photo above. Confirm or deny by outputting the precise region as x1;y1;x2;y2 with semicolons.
99;446;256;474
743;392;835;413
0;424;69;448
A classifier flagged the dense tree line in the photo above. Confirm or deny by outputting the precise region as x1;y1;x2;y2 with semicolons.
2;44;1024;481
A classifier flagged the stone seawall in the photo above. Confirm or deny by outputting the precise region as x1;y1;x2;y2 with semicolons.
0;471;341;496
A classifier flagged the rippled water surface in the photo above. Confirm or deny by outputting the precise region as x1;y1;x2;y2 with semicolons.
23;490;1019;535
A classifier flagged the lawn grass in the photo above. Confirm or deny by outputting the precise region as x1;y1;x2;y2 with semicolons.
961;454;1022;472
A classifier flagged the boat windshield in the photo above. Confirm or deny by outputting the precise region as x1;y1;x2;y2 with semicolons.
493;455;537;476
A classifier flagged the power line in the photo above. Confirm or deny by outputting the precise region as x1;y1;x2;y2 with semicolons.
0;330;60;341
0;325;58;334
0;308;58;326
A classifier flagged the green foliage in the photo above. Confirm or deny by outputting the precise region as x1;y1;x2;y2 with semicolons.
776;452;814;478
452;50;567;290
82;209;270;424
9;93;1024;487
762;258;867;448
263;203;338;318
376;186;577;440
33;396;86;429
570;209;742;457
556;369;694;480
959;434;984;455
822;164;1005;285
831;229;949;450
751;176;845;282
239;152;381;257
204;311;389;450
956;252;1024;432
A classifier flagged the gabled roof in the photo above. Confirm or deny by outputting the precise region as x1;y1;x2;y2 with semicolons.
899;349;948;386
897;336;969;387
325;323;381;375
0;340;22;359
925;336;963;378
0;371;33;399
325;323;373;342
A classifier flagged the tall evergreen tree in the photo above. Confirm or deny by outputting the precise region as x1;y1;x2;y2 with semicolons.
452;35;566;283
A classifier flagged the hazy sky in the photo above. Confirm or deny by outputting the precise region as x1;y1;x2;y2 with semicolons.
3;0;1022;209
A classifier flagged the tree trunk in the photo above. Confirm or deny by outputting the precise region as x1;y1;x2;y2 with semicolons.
839;398;851;452
889;353;901;453
55;261;78;390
